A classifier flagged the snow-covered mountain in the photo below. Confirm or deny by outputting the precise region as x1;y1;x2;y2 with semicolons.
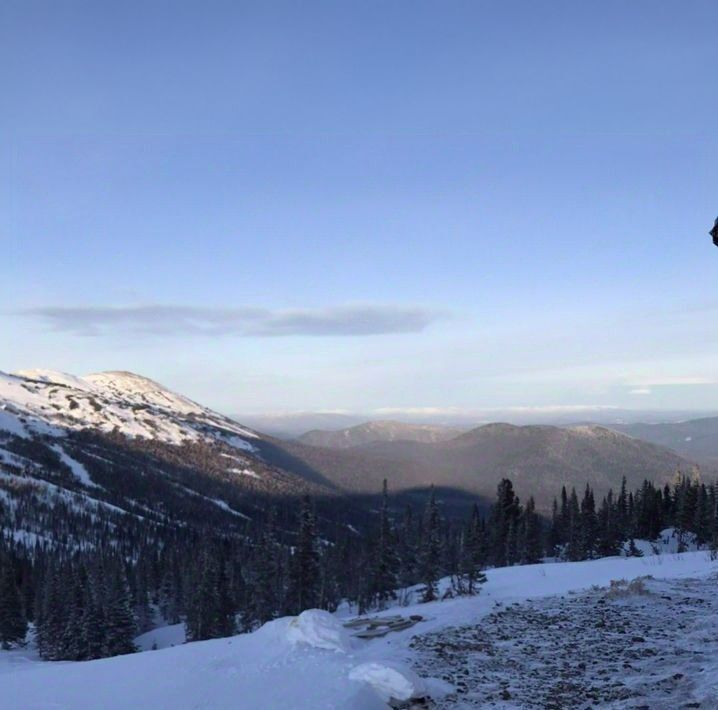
2;368;258;447
0;369;354;548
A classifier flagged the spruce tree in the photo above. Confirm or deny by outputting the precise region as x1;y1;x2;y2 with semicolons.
579;485;597;560
0;557;27;649
104;568;137;656
247;510;280;628
458;504;487;594
489;479;521;567
520;497;543;564
287;496;320;614
565;488;582;561
419;488;442;602
371;480;400;608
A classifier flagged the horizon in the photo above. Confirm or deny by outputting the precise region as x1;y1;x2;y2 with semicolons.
3;1;717;414
3;365;718;425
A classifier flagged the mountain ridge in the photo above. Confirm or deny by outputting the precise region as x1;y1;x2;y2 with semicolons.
298;420;464;449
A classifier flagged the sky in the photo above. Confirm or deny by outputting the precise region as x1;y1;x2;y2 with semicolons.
1;1;717;416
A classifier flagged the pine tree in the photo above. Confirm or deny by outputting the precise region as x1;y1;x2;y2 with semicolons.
579;484;597;560
565;488;582;561
247;510;280;628
287;496;320;614
397;505;418;590
419;488;442;602
186;550;226;641
519;497;543;564
489;479;521;567
457;504;487;594
0;556;27;649
82;581;106;660
370;480;400;608
37;563;67;660
104;567;137;656
547;497;561;557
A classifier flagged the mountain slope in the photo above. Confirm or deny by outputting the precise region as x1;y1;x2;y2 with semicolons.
284;422;697;511
611;417;718;466
297;420;464;449
0;369;357;549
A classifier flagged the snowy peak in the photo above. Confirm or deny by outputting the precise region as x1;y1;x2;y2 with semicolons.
83;371;206;416
1;368;258;447
14;368;97;392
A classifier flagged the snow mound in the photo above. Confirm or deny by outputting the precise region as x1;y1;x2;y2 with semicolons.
349;661;427;703
627;527;700;556
135;623;186;651
286;609;352;653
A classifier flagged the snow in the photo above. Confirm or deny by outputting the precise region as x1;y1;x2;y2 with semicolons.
0;369;262;449
169;482;251;519
0;470;143;522
15;369;96;392
208;497;251;519
349;661;426;703
224;434;259;452
286;609;353;653
0;408;31;438
627;526;699;556
227;467;260;479
50;444;99;488
3;550;717;709
135;624;186;651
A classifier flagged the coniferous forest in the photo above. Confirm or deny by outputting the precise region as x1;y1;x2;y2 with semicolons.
1;472;716;659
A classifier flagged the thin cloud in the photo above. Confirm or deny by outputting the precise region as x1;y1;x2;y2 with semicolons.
19;304;443;337
627;376;716;387
372;404;621;416
629;388;652;396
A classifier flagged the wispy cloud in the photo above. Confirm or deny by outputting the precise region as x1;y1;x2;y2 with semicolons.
629;388;652;396
626;376;716;387
19;304;443;337
372;404;620;416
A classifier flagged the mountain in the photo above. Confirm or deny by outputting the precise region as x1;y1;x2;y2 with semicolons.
297;420;464;449
2;367;704;537
610;417;718;466
0;369;362;549
231;412;368;439
283;422;697;511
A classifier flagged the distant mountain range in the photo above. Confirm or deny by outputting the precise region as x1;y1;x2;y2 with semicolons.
235;412;368;439
235;408;717;440
282;422;697;512
1;368;707;549
298;420;464;449
610;417;718;467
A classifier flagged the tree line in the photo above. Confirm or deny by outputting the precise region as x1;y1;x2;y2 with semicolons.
1;472;716;657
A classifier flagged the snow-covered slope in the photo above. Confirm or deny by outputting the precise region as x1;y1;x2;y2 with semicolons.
2;369;257;446
0;369;348;545
2;550;716;709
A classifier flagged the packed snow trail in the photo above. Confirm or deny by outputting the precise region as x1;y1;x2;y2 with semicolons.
410;574;718;708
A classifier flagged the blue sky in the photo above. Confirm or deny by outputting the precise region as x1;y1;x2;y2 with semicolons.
1;1;717;414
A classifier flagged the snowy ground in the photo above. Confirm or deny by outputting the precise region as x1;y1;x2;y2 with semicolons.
2;551;717;709
410;574;718;708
